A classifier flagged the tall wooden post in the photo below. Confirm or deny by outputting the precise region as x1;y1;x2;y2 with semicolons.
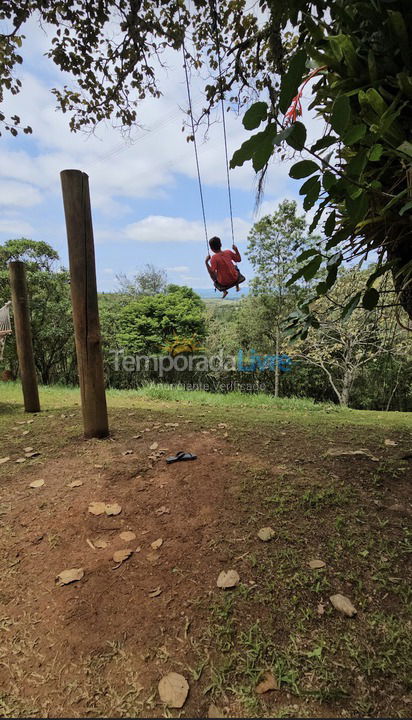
9;261;41;413
60;169;109;439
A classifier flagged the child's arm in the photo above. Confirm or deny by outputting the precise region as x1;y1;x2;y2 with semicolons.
231;244;241;262
205;255;217;281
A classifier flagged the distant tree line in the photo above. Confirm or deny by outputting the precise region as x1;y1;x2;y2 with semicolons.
1;206;411;410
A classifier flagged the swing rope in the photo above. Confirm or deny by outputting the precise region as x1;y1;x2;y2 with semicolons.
181;0;235;251
209;0;235;246
181;36;209;252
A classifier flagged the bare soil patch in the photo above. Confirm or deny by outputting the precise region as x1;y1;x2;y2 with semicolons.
0;403;411;717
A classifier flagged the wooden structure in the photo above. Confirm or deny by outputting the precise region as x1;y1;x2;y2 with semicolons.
8;262;41;413
60;169;109;439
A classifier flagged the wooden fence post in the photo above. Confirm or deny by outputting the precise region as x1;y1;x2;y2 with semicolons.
60;169;109;439
9;261;41;413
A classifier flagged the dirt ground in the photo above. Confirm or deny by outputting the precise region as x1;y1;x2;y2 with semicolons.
0;398;411;718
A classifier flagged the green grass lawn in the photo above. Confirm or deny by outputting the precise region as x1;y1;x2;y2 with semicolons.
1;381;411;430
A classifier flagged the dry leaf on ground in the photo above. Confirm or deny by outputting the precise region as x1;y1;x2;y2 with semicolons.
113;548;132;564
317;602;326;616
158;672;189;708
384;439;398;446
105;503;122;516
217;569;240;589
148;586;162;597
151;537;163;550
94;538;108;549
24;447;33;452
86;538;95;550
29;479;45;488
88;501;106;516
257;527;275;542
330;593;357;617
122;450;133;456
56;568;84;586
150;442;159;450
119;531;136;542
16;458;26;464
155;506;170;516
25;451;40;458
308;559;326;569
67;480;83;488
256;672;278;694
0;457;10;465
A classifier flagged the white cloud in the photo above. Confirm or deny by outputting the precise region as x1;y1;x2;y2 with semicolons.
124;216;203;243
0;218;34;236
167;265;190;272
122;215;251;245
0;180;42;208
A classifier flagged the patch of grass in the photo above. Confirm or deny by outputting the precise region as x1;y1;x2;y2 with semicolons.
2;381;411;431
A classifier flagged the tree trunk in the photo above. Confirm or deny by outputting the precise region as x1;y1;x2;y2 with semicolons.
339;368;356;406
274;327;280;398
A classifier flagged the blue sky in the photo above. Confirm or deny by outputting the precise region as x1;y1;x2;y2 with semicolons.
0;18;315;294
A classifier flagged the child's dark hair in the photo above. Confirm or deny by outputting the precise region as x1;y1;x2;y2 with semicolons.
209;236;222;252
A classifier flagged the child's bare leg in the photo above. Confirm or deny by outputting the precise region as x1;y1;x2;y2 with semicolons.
236;284;240;292
222;290;228;298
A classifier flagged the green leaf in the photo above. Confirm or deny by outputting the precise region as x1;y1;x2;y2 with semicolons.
400;200;412;216
286;121;307;151
299;175;320;196
331;95;351;136
252;134;274;171
296;248;319;263
323;170;337;191
362;287;380;310
347;149;367;178
230;124;276;169
342;123;367;145
381;187;408;214
387;10;410;65
368;144;383;162
324;210;336;237
310;135;338;153
289;160;319;179
279;49;307;114
341;291;362;320
346;191;368;223
309;201;327;233
327;251;343;268
397;141;412;159
286;266;306;287
396;72;412;100
328;34;359;75
317;264;339;296
243;102;268;131
303;179;321;210
302;255;322;281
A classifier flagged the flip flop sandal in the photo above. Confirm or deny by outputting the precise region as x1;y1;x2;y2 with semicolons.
166;451;197;464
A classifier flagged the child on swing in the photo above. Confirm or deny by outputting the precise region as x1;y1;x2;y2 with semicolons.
205;236;245;298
